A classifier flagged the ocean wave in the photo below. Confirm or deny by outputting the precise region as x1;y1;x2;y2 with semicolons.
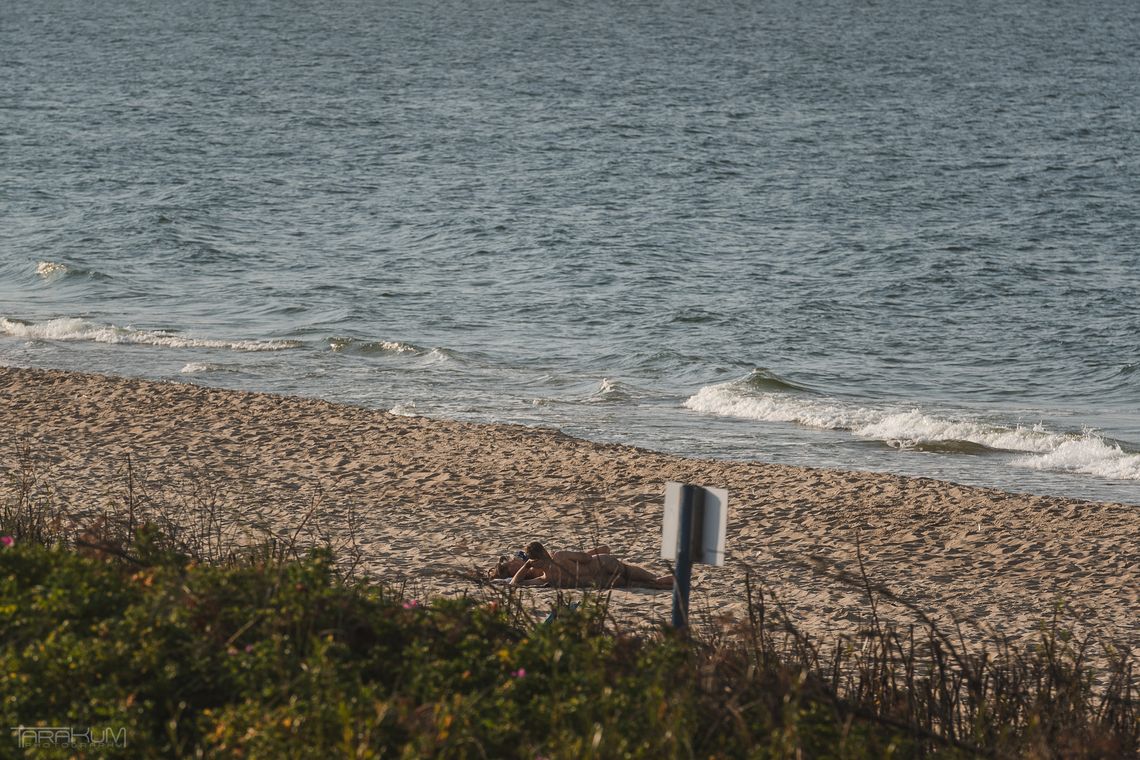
389;401;419;417
684;375;1140;480
854;409;1056;454
0;317;302;352
527;377;653;408
587;377;635;403
741;367;818;395
683;380;874;430
423;347;460;364
1012;438;1140;481
887;439;995;455
35;261;70;279
35;261;106;281
180;362;241;374
327;337;460;365
328;336;421;355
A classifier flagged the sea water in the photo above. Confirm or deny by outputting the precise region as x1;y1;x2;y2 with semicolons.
2;0;1138;504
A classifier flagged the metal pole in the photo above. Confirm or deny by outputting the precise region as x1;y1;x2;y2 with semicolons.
689;486;706;563
672;485;695;630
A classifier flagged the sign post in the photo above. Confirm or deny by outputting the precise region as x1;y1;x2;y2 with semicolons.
661;482;728;631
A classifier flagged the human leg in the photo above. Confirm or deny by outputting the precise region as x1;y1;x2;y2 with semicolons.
617;561;674;589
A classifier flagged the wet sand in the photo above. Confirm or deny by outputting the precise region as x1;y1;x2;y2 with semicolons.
1;365;1136;660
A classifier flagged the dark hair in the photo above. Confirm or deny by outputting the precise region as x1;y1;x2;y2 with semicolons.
525;541;552;562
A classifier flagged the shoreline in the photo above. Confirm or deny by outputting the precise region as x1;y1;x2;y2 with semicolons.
2;365;1136;659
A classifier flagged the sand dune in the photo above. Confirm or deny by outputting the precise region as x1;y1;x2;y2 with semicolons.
1;366;1136;660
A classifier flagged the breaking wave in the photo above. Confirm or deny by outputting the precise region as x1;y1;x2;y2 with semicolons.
389;401;419;417
180;362;242;374
684;374;1140;481
0;317;302;352
36;261;70;278
1011;438;1140;481
740;367;817;394
587;377;636;403
327;337;459;365
35;261;106;281
328;336;420;355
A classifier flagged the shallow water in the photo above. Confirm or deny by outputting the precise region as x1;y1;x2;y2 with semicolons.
3;0;1139;504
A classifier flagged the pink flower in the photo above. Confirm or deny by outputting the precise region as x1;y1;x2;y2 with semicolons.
511;668;527;679
0;536;13;548
402;600;420;609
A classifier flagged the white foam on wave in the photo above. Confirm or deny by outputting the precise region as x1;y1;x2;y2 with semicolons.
684;377;1140;480
1012;438;1140;481
389;401;418;417
852;409;1057;453
422;347;455;364
587;377;632;403
180;362;240;374
683;381;875;430
36;261;72;279
328;337;420;354
0;317;301;353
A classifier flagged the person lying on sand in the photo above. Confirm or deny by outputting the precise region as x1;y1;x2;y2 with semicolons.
490;544;613;582
507;541;674;590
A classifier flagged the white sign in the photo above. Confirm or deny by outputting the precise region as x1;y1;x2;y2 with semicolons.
660;481;728;566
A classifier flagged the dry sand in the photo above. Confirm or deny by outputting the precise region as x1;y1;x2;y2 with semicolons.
1;366;1136;661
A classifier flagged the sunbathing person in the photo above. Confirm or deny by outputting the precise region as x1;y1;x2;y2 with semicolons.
490;544;612;582
509;541;673;589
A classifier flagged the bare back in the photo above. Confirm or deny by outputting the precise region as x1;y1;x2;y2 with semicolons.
512;543;672;590
543;551;640;588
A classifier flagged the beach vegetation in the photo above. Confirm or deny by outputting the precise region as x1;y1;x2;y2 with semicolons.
1;457;1137;758
0;539;1135;757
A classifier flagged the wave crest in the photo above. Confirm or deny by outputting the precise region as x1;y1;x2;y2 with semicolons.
1012;438;1140;481
180;362;242;374
741;367;816;394
587;377;635;403
35;261;70;278
328;337;420;355
35;261;106;281
683;380;869;430
0;317;301;352
684;375;1140;480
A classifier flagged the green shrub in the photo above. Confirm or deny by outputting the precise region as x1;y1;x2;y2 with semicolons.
0;537;1134;758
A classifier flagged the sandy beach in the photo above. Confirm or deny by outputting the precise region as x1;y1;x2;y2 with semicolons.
1;365;1136;659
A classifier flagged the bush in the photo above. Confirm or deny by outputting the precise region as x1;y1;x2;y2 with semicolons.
0;535;1135;758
